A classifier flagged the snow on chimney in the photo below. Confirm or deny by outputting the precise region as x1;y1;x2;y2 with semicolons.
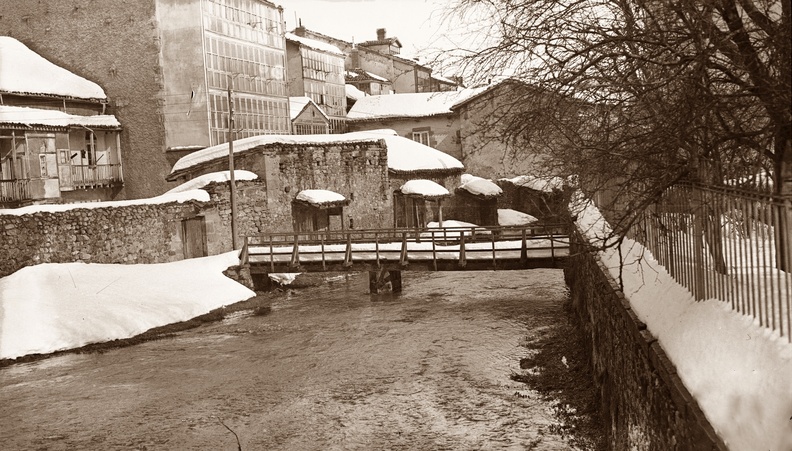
376;28;386;40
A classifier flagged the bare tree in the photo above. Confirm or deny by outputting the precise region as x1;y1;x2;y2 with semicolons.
438;0;790;265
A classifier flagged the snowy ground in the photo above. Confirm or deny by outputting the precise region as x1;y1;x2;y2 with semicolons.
0;252;254;361
577;199;792;451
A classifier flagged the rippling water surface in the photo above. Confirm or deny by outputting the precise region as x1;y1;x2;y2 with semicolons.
0;269;596;450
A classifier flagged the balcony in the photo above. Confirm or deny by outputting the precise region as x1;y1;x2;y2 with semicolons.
60;164;123;189
0;178;32;205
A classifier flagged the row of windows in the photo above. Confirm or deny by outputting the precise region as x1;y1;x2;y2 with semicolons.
305;81;345;117
300;48;344;77
294;124;329;135
208;92;290;145
203;0;283;48
205;36;287;96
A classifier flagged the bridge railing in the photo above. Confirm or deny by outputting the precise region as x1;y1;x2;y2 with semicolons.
240;224;570;272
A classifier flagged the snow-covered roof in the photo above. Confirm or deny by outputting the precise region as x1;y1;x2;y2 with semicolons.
346;88;483;121
289;96;329;121
431;73;458;85
0;105;120;129
295;189;348;207
165;170;258;194
400;179;450;198
498;209;538;226
0;37;107;100
345;84;367;101
503;175;565;193
459;174;502;198
169;131;464;178
285;32;345;56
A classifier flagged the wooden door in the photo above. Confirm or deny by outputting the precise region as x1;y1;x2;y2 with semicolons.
182;217;208;259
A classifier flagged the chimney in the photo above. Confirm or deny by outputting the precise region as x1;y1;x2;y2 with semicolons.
295;21;306;37
376;28;386;40
350;48;360;68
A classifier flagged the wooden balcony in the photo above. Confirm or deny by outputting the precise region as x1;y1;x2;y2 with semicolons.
0;178;31;205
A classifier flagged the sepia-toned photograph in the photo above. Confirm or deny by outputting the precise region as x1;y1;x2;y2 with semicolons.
0;0;789;449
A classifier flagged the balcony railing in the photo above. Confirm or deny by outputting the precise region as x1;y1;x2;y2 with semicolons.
61;164;123;188
0;178;32;204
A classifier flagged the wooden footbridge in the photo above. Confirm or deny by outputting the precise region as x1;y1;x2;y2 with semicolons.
239;224;570;292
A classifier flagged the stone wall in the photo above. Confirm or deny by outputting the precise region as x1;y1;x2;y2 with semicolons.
0;201;206;278
564;232;727;450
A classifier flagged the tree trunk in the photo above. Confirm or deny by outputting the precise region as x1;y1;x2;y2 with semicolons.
774;134;792;272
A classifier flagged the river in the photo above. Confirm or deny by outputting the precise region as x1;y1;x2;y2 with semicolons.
0;269;603;450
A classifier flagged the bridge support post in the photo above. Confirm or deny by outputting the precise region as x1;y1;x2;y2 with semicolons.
389;270;402;292
368;269;402;293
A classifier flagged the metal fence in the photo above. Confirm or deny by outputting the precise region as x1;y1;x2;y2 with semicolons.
626;182;792;342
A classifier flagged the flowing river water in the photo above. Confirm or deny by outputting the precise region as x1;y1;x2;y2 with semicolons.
0;269;604;450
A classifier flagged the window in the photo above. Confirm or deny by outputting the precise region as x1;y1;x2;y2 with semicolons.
412;131;430;146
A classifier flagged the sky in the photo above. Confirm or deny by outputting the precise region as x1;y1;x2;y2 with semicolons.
279;0;460;59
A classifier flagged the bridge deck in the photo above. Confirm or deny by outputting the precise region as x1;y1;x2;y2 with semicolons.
241;225;570;273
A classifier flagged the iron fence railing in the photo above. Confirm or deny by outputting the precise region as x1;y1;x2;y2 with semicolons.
626;182;792;342
0;178;31;203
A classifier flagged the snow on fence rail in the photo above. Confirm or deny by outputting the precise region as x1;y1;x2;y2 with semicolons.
241;224;570;272
626;182;792;342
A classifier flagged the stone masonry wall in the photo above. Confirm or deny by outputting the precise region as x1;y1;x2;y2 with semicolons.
564;232;727;450
0;201;206;279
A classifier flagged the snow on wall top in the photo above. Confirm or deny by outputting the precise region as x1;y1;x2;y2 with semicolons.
459;174;502;198
169;131;464;176
498;209;538;226
0;190;208;217
400;179;450;198
346;88;483;121
0;37;107;100
289;96;328;121
165;170;258;194
285;32;345;56
0;105;120;128
295;189;346;205
503;175;565;193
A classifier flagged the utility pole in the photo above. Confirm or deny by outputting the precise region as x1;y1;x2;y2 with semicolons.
227;75;238;250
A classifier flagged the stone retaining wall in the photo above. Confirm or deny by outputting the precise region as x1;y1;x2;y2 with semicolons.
564;232;728;450
0;201;205;278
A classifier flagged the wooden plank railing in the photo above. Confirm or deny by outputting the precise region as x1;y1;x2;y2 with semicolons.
0;178;32;203
239;224;570;272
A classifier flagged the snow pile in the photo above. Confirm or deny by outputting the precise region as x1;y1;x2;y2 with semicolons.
505;175;565;192
576;198;792;451
170;131;463;176
295;189;346;206
0;37;107;99
400;179;450;198
373;134;464;173
285;32;344;55
347;88;484;120
0;252;255;360
289;96;328;121
345;84;367;101
0;190;209;216
165;170;258;194
459;174;502;198
498;209;538;226
0;105;119;128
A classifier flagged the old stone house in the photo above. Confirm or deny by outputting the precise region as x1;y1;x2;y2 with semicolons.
0;0;290;199
292;26;436;94
0;37;123;208
345;90;481;161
